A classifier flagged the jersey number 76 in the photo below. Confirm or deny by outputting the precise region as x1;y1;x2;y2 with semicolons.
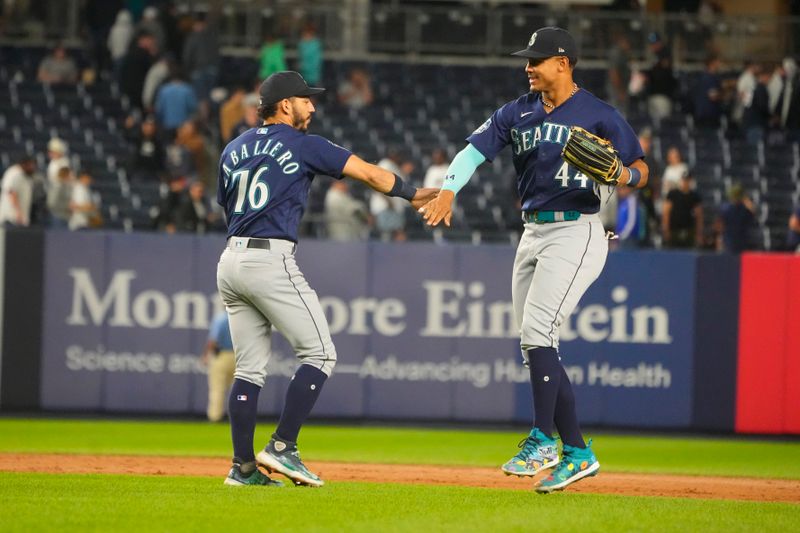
230;166;271;213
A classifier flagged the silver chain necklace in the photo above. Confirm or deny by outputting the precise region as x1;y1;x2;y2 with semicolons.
542;83;579;109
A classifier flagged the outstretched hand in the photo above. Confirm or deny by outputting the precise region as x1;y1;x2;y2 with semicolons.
418;189;455;227
410;187;439;211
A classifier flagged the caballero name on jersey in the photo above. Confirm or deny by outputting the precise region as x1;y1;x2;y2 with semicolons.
221;137;300;176
511;121;570;155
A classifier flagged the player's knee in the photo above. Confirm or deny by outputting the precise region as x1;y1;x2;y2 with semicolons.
520;318;557;350
299;350;336;377
234;369;266;388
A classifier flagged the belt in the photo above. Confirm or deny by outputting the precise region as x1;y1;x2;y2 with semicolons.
227;237;297;254
522;210;582;224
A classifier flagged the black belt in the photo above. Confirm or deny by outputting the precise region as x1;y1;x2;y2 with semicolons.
243;238;297;254
247;238;271;250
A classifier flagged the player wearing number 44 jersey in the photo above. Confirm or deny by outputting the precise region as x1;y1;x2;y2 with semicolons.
420;27;648;493
217;71;436;487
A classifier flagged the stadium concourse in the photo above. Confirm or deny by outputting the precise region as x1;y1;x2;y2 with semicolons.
0;46;798;248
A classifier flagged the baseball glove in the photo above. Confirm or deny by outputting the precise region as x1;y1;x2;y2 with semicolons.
561;126;623;186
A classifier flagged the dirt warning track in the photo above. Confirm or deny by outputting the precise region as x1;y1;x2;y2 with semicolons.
1;453;798;503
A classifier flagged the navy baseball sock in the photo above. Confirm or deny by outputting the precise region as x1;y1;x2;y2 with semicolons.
228;378;261;463
274;364;328;443
554;365;586;449
528;347;561;439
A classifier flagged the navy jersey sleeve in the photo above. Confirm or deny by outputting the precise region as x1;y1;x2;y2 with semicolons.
216;152;229;207
466;102;516;162
301;134;353;179
599;109;645;166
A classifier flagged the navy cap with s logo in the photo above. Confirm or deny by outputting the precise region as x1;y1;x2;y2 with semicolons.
259;71;325;106
511;26;577;62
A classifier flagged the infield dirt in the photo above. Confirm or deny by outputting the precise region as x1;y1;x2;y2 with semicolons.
1;453;798;503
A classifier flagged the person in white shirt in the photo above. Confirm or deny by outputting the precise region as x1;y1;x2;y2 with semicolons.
661;146;689;198
324;180;369;241
69;172;97;230
423;148;449;189
0;157;36;227
107;10;134;75
370;150;414;241
46;138;70;187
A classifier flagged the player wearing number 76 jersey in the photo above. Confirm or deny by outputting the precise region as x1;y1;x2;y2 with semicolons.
420;27;648;493
217;71;437;488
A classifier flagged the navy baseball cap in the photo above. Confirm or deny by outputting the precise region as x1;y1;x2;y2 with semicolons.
511;26;577;62
259;71;325;106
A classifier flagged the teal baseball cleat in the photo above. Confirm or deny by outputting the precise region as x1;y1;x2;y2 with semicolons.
501;427;560;477
257;438;324;487
535;440;600;493
223;463;284;487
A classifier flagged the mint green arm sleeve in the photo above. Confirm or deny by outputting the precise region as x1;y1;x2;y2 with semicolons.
440;143;486;195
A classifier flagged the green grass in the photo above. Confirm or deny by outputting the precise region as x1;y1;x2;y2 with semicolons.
1;473;797;533
1;418;800;479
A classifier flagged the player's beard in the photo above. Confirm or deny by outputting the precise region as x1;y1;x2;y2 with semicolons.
292;109;311;132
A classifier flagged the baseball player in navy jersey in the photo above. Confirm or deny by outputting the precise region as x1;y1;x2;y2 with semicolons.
420;27;648;493
218;71;437;487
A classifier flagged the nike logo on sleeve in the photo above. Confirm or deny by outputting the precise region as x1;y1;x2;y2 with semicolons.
520;111;535;117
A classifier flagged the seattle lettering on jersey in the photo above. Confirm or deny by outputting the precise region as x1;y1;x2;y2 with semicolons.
221;128;300;180
510;121;570;156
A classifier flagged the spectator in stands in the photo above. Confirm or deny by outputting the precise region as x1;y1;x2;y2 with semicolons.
661;146;689;198
776;58;800;143
733;61;758;126
615;185;647;249
137;6;166;53
83;0;123;73
219;87;247;143
258;34;287;80
423;148;449;189
37;44;78;85
715;184;755;254
176;181;214;234
154;66;197;136
0;156;36;228
230;93;260;139
46;138;70;187
645;34;677;123
183;13;220;112
765;58;791;115
788;206;800;252
338;68;374;110
158;1;185;60
165;139;194;182
129;115;166;182
637;130;659;246
107;9;134;78
606;34;631;115
691;55;723;129
69;172;98;231
742;65;771;145
662;170;703;249
175;120;211;187
47;166;73;229
120;31;158;110
153;176;186;233
324;180;369;241
141;54;172;112
371;148;412;241
297;24;323;86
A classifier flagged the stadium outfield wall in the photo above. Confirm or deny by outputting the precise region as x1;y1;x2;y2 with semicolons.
0;228;797;434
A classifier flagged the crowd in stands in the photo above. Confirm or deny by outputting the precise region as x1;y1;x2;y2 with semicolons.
1;2;799;253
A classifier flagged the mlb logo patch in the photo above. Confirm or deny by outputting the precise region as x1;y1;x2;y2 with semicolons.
237;395;248;401
257;128;269;135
